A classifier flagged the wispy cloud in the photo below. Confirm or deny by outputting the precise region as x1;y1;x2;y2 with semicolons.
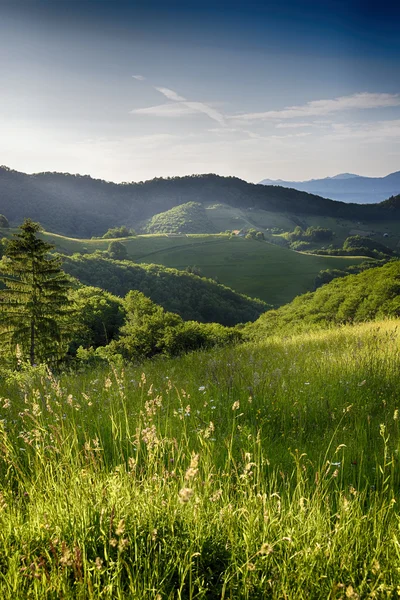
155;87;186;102
327;119;400;142
131;81;226;125
233;92;400;121
132;75;146;81
131;103;197;117
275;122;315;129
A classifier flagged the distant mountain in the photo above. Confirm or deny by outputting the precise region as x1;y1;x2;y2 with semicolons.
1;165;400;237
259;171;400;203
328;173;360;180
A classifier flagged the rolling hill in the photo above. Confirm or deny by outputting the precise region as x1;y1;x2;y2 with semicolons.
246;259;400;337
61;254;268;326
140;202;217;234
29;231;369;305
2;166;400;238
260;170;400;203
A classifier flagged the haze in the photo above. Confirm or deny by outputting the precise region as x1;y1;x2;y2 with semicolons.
1;0;399;183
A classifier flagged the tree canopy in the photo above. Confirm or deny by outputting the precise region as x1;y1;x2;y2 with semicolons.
0;219;72;365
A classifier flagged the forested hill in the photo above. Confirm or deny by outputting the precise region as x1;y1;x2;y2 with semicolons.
61;254;268;326
1;166;399;237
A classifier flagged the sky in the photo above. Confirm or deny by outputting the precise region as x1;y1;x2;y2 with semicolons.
1;0;400;183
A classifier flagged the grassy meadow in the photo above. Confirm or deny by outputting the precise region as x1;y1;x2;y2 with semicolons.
1;320;400;598
19;230;367;305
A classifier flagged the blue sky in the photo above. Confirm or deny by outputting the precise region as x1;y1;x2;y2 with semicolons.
1;0;399;182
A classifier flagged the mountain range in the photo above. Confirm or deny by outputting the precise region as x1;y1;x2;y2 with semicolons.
1;165;400;237
259;171;400;204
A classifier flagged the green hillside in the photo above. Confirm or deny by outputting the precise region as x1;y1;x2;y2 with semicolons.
247;259;400;337
2;167;400;237
61;254;267;326
141;202;217;234
16;231;366;306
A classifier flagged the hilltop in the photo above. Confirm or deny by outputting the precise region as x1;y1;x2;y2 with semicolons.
2;166;400;237
140;202;217;234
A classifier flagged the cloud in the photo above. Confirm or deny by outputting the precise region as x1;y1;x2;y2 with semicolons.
327;119;400;142
131;103;198;117
132;81;226;125
155;87;186;102
132;75;146;81
233;92;400;121
275;122;315;129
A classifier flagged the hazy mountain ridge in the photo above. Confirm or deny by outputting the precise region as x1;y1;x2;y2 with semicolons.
1;165;400;237
259;170;400;203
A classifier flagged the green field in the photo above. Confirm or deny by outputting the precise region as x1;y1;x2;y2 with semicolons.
1;320;400;598
45;233;366;305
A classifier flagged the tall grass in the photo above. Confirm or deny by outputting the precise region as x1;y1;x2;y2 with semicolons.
1;320;400;598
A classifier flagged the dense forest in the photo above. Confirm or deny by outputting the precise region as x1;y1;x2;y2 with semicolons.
1;166;400;237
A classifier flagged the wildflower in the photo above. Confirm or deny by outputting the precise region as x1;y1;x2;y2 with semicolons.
247;562;256;571
185;453;199;480
128;457;137;473
178;487;193;503
259;543;273;555
60;544;73;567
394;409;399;421
95;557;103;570
210;489;223;502
232;400;240;411
332;469;339;478
345;585;359;598
198;386;206;391
105;378;112;390
116;519;125;536
2;399;10;409
110;538;118;547
118;538;129;552
32;403;41;417
371;559;380;575
203;421;215;439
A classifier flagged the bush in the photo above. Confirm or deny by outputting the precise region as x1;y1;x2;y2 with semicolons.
103;226;135;239
69;286;126;354
290;240;312;251
107;291;242;361
108;241;128;260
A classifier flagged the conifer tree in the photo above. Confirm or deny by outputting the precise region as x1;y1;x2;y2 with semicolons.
0;219;72;365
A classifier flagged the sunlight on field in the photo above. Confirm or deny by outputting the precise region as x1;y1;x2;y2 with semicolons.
1;320;400;597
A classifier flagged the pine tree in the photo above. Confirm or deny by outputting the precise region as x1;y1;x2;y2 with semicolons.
0;219;72;365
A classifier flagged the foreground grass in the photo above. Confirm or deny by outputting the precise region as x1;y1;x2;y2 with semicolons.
1;321;400;598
